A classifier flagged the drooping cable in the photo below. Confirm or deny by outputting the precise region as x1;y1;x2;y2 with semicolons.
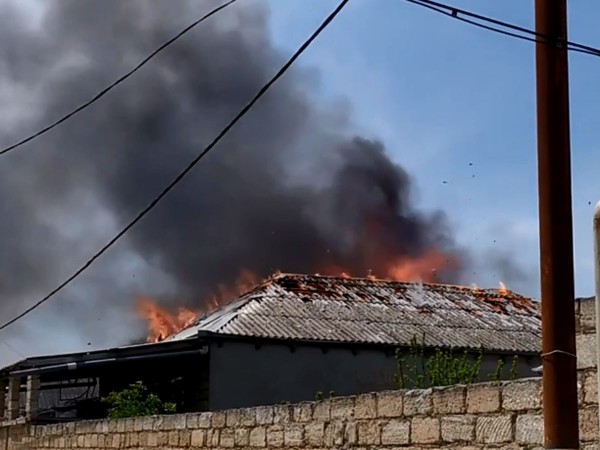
0;0;240;157
0;0;350;331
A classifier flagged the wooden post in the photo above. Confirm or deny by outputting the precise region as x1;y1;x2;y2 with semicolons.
534;0;579;447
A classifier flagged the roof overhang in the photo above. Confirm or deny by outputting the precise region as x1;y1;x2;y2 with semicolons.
1;337;205;378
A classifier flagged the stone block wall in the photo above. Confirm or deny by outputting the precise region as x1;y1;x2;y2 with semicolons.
576;297;596;334
2;370;598;449
576;297;597;370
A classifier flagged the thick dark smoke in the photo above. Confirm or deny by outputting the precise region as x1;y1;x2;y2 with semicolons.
0;0;480;359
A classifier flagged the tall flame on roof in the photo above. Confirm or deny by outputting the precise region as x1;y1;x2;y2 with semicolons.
319;249;454;283
136;299;198;343
386;250;451;282
137;270;263;343
138;262;513;342
138;250;458;342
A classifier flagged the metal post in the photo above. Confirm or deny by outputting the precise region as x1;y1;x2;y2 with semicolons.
593;202;600;435
534;1;579;448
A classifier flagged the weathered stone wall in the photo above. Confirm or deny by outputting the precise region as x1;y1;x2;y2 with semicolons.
576;297;597;371
2;369;597;449
576;297;596;332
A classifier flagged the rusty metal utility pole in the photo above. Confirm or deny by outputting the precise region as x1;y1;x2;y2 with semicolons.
534;1;579;448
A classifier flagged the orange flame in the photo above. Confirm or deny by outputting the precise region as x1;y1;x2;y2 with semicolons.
137;250;461;342
137;269;264;343
136;299;198;343
317;250;453;283
498;281;508;295
386;250;450;283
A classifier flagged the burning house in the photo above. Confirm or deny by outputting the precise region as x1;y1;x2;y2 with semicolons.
0;0;549;429
0;273;541;422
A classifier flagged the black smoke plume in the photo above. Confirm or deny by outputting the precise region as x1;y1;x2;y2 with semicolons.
0;0;471;358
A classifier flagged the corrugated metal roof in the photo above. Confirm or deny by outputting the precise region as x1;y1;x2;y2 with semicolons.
169;273;541;353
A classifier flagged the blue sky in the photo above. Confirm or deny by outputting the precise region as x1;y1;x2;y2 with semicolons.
266;0;600;298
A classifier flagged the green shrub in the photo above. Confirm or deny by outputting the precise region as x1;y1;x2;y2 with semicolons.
314;390;336;401
509;355;519;380
489;358;505;382
102;382;176;419
395;334;522;389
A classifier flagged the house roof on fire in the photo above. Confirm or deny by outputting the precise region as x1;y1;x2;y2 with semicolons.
168;273;541;353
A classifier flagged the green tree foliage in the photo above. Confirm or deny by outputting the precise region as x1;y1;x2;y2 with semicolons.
103;382;176;419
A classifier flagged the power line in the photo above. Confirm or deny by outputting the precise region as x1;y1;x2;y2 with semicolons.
0;0;239;158
1;339;25;359
3;0;598;162
0;0;350;332
404;0;600;58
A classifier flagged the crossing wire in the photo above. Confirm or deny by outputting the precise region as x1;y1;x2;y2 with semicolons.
0;0;350;331
0;0;240;157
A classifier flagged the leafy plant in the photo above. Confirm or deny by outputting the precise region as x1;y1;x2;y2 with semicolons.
508;355;519;380
102;382;176;419
314;389;336;400
489;358;505;382
395;334;523;389
395;333;483;389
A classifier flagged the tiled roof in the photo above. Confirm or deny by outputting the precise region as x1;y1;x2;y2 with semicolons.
169;273;541;353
